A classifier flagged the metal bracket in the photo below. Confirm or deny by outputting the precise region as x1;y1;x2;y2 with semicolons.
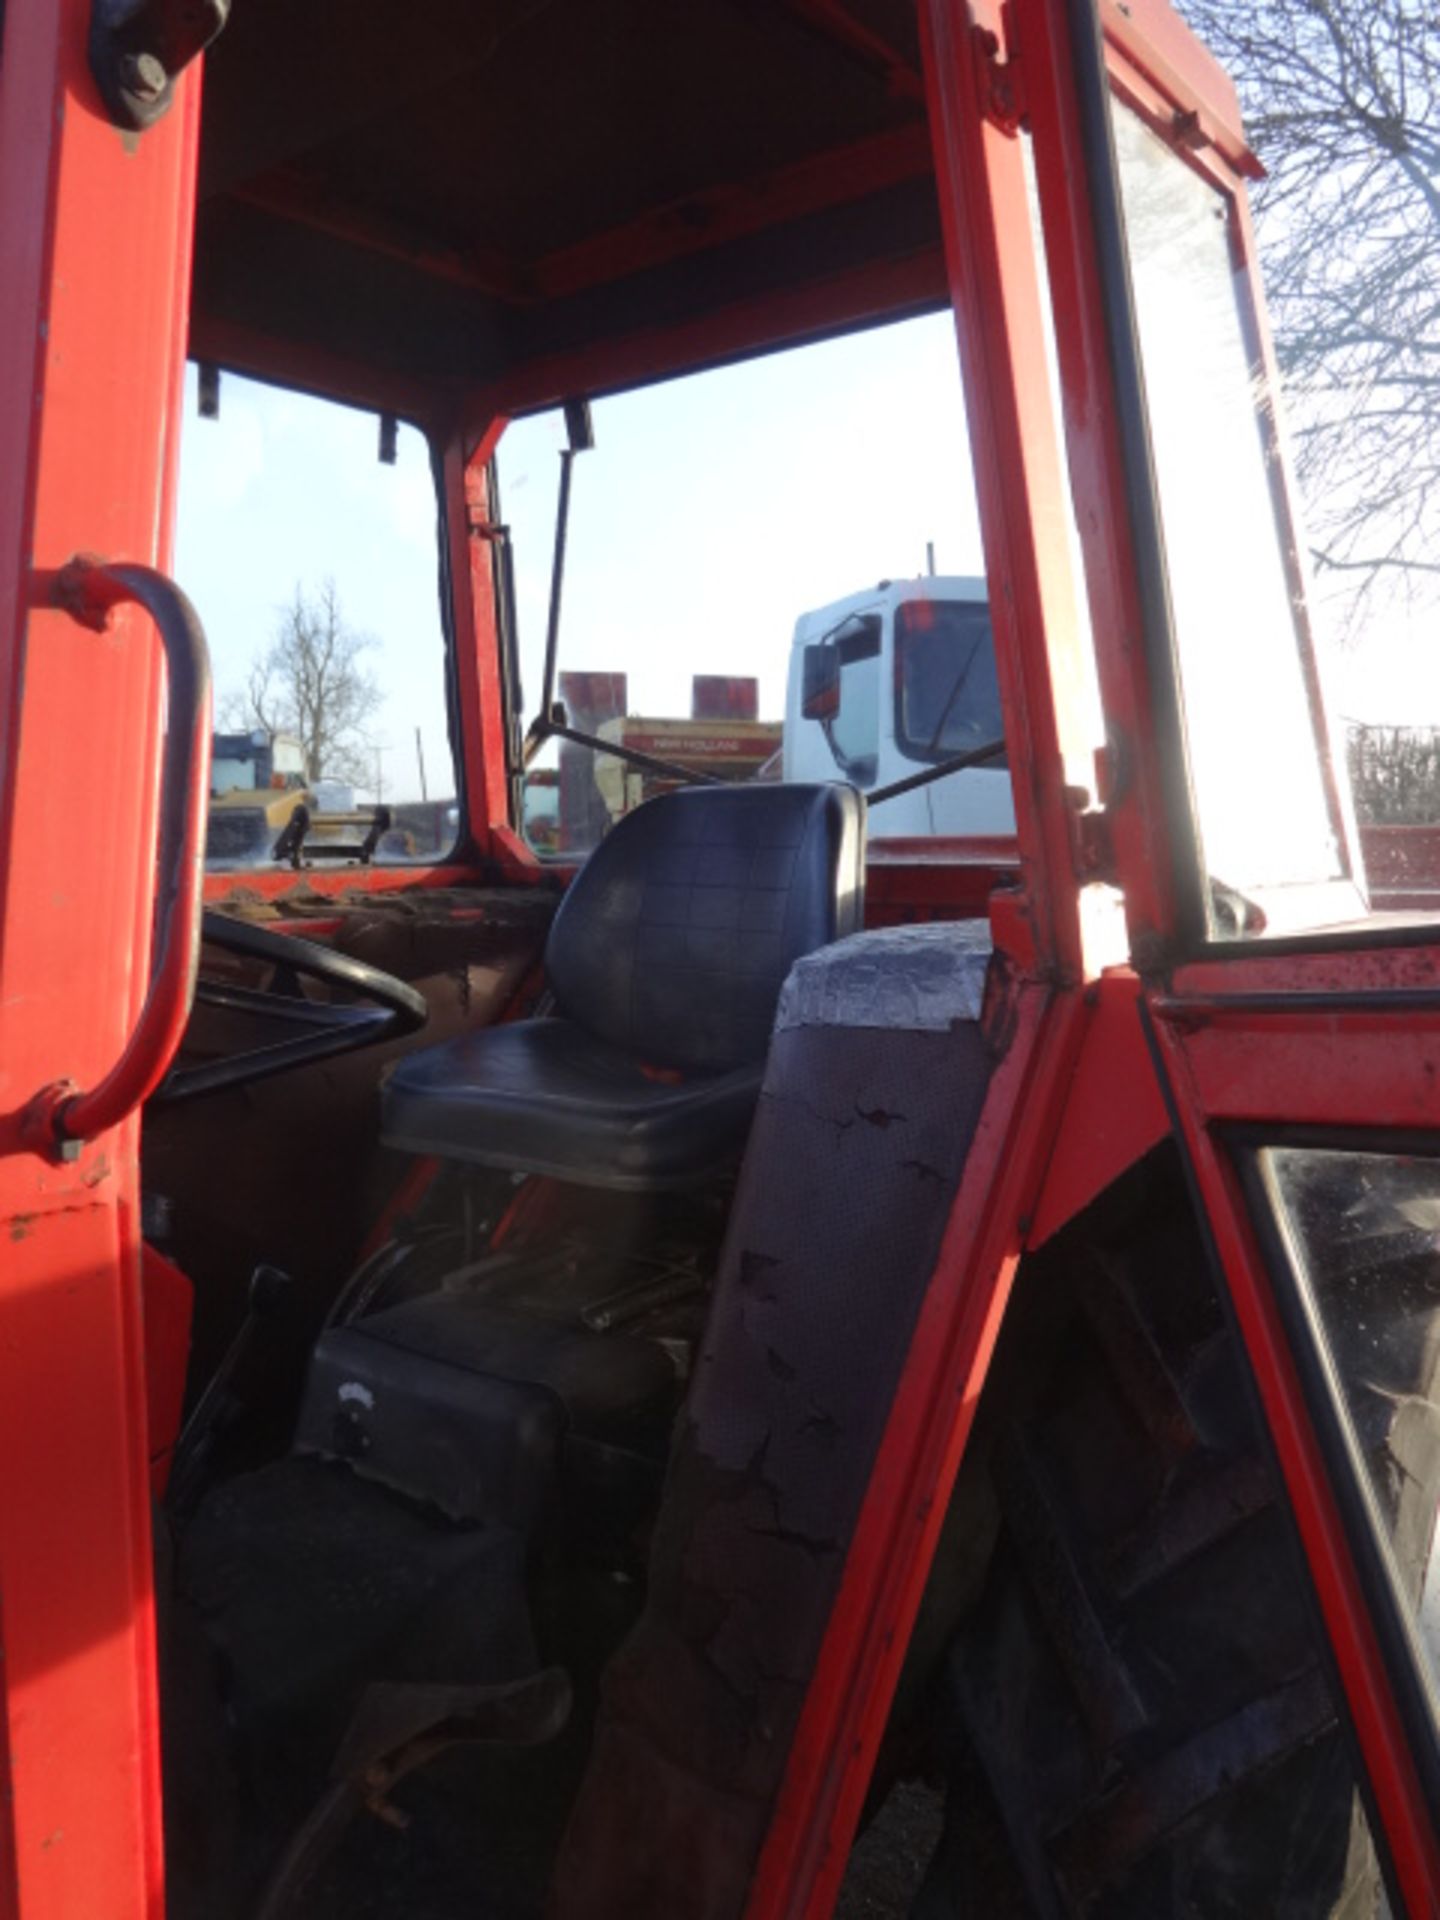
972;18;1027;137
468;514;510;544
271;803;393;870
89;0;230;133
1066;785;1117;884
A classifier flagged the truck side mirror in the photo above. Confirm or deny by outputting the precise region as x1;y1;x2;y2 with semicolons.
801;642;840;720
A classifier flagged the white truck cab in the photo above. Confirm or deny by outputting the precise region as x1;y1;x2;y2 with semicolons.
783;576;1015;836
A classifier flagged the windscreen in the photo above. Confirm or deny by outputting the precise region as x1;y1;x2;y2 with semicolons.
496;315;991;857
895;599;1006;766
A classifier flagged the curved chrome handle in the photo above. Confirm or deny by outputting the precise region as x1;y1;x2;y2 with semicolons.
23;559;213;1159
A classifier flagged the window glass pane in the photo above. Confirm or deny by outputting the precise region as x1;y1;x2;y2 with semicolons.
1114;3;1440;937
176;369;457;871
1261;1144;1440;1702
496;315;1015;857
1111;103;1343;924
895;598;1006;767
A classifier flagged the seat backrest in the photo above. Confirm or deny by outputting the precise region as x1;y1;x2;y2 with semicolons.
546;783;864;1074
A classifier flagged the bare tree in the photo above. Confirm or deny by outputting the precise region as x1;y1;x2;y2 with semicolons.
224;579;383;786
1347;722;1440;822
1180;1;1440;618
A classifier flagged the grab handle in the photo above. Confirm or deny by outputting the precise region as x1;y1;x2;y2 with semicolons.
23;559;212;1159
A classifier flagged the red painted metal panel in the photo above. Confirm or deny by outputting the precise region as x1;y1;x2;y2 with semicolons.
918;0;1098;984
1173;939;1440;1002
1099;0;1258;178
865;836;1020;925
451;423;513;848
1152;1004;1440;1133
140;1245;194;1494
1028;968;1168;1246
487;823;553;883
867;833;1019;868
0;2;202;1912
0;1207;163;1917
1013;0;1184;964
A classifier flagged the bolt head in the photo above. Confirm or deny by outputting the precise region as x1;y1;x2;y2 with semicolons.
119;51;167;102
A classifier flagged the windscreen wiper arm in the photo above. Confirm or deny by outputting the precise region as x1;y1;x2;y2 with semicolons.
868;737;1007;807
923;634;985;756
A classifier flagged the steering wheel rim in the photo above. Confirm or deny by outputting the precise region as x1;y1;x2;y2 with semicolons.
151;910;429;1104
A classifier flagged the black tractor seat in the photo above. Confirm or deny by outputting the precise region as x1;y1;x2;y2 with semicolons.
381;783;865;1189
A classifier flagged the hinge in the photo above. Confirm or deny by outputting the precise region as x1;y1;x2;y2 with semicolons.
1066;785;1116;884
463;465;507;542
972;10;1027;137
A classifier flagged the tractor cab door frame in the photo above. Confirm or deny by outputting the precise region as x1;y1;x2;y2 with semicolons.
1014;0;1440;1909
1147;955;1440;1913
0;6;203;1915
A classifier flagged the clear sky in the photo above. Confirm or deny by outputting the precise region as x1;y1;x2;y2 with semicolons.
175;365;448;805
173;307;1434;809
174;313;987;804
496;313;984;737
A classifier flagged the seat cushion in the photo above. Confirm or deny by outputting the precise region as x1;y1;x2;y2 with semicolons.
381;1016;763;1189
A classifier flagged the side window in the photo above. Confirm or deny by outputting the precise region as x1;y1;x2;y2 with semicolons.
176;368;458;872
826;617;883;786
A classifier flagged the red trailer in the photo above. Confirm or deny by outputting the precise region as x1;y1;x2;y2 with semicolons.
0;3;1437;1918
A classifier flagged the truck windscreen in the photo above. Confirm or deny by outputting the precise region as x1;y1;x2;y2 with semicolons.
894;599;1007;768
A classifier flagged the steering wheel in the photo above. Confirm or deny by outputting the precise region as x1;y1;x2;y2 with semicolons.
151;911;429;1104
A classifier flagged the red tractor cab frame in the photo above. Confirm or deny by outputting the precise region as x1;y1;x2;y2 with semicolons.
1;1;1438;1917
